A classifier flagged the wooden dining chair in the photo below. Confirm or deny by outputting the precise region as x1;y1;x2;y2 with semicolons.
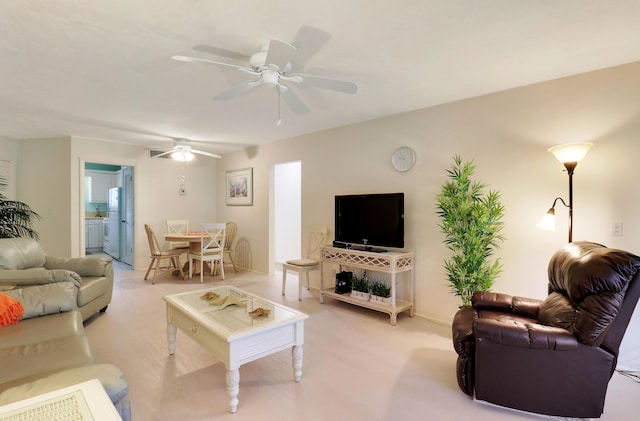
223;221;238;272
282;228;327;300
144;224;184;284
189;223;226;283
166;219;190;250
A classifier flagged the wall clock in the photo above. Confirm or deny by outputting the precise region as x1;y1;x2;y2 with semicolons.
391;147;416;172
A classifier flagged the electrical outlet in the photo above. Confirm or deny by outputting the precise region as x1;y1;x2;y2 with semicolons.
611;221;623;237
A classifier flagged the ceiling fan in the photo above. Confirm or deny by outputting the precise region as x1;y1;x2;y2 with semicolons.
150;139;221;161
172;39;358;116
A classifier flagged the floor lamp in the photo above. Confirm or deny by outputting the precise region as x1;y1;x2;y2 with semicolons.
537;142;593;242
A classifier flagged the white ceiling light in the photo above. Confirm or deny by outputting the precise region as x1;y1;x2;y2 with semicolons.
151;140;221;161
171;149;194;162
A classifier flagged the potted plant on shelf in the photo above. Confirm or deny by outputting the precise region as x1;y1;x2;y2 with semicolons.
350;274;371;300
0;176;40;239
370;280;391;304
435;155;505;308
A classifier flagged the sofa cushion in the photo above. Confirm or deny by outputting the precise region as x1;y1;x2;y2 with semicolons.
3;282;77;320
77;276;110;307
0;334;95;388
538;291;576;329
547;241;640;346
0;268;81;288
45;256;111;277
0;293;23;326
0;311;85;348
0;238;46;270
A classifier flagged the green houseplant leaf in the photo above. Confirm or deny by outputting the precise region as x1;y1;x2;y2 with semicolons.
351;274;370;293
0;176;40;240
371;280;391;298
435;156;505;307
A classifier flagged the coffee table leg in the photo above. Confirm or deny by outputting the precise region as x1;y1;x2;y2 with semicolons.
226;368;240;413
292;345;303;382
167;323;177;355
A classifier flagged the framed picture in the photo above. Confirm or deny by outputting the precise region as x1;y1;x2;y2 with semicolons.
226;168;253;206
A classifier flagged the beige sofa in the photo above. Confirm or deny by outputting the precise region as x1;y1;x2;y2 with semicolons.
0;280;130;419
0;238;113;321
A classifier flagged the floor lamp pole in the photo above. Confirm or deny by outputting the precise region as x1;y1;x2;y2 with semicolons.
564;162;577;243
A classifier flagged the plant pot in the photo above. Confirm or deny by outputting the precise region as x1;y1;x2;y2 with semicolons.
351;290;371;301
371;294;391;304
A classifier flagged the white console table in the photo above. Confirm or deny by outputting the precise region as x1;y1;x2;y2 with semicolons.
319;245;414;325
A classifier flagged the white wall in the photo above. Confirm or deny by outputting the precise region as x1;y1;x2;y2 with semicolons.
17;138;72;256
274;161;301;265
4;61;640;329
0;136;18;199
216;61;640;325
12;136;217;268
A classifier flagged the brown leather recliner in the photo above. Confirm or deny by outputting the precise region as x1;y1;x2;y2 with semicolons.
452;241;640;418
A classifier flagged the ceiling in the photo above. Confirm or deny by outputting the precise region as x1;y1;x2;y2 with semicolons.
2;1;640;155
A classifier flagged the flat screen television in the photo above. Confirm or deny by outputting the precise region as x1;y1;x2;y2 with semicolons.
334;193;404;250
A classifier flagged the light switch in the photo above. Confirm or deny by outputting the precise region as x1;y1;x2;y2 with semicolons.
611;221;623;237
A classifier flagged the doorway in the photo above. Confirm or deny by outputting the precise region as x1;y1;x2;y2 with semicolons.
274;161;301;270
84;163;134;267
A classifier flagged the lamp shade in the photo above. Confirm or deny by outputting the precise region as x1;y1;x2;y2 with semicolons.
548;142;593;163
536;209;556;232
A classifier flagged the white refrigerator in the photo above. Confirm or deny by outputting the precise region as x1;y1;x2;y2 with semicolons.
106;187;121;259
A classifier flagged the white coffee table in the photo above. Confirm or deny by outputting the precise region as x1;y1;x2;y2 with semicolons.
163;286;308;413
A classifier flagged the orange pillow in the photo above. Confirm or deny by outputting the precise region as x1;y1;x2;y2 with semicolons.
0;293;24;326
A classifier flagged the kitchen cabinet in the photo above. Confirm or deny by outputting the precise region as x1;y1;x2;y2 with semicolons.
115;170;123;187
86;170;115;203
85;218;103;250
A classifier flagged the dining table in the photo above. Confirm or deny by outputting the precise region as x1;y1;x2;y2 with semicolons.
164;232;216;278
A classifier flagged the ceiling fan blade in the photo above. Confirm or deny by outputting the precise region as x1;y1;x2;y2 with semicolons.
213;80;261;101
238;67;261;77
278;86;310;115
151;150;173;158
170;137;255;148
192;44;250;62
190;149;222;159
265;39;297;71
172;55;249;71
290;73;358;94
290;26;332;70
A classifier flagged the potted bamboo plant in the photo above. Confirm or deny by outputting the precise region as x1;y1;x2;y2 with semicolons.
370;280;391;304
350;274;371;301
0;176;40;239
435;156;505;307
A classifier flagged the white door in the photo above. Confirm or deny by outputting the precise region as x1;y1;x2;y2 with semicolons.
120;166;134;266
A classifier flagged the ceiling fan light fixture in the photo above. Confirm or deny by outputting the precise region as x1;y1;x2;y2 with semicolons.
262;70;279;87
171;150;194;162
250;51;267;68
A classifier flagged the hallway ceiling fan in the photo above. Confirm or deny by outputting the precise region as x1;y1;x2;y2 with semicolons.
150;139;221;161
172;38;358;116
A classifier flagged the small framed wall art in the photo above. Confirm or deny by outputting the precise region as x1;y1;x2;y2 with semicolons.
226;167;253;206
